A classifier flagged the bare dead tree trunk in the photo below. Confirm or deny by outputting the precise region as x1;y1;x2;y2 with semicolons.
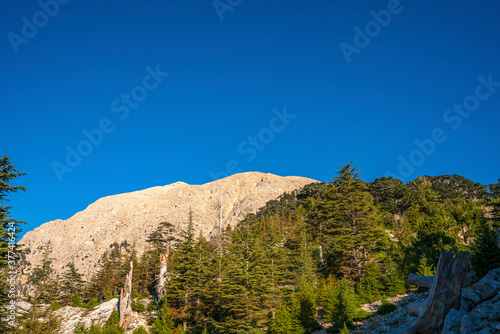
119;261;133;330
157;229;171;301
157;251;168;300
318;245;324;264
391;251;470;334
407;273;434;288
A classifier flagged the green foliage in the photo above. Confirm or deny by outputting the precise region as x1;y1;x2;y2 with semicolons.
73;322;88;334
15;312;61;334
173;325;185;334
357;262;384;303
318;162;388;279
324;279;360;329
147;299;158;311
297;278;319;329
268;303;305;334
73;310;124;334
383;256;407;296
471;221;500;277
416;255;434;277
132;328;149;334
377;300;397;315
339;322;351;334
72;292;82;307
105;310;120;327
62;261;85;305
49;302;62;311
132;299;147;312
0;156;27;333
82;297;99;308
84;243;126;303
426;174;489;200
150;303;175;334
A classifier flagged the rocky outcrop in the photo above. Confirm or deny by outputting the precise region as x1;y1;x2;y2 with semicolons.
353;268;500;333
19;172;316;281
441;268;500;334
55;298;119;334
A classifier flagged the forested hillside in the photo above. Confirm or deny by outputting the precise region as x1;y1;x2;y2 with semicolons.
13;162;500;333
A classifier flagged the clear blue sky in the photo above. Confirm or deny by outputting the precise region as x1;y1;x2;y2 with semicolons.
2;0;499;236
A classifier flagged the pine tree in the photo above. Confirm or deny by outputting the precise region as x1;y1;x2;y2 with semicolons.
167;210;209;331
0;156;26;332
383;255;406;296
470;221;500;277
147;220;178;300
150;302;175;334
84;243;124;302
61;261;85;305
217;220;259;334
357;262;384;303
297;280;318;329
268;303;305;334
339;322;351;334
29;240;59;305
323;279;359;330
21;240;62;333
416;255;434;277
316;161;387;279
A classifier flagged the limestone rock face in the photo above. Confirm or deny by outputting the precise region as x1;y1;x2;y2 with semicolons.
55;298;119;334
19;172;316;280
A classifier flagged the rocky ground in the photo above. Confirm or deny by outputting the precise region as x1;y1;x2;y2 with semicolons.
55;298;151;334
350;268;500;334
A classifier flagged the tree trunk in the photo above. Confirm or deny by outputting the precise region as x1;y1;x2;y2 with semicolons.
119;261;133;330
157;237;170;301
157;252;168;300
318;245;324;264
391;250;470;334
407;273;434;288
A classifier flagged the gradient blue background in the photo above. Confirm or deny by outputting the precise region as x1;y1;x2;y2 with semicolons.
1;0;499;236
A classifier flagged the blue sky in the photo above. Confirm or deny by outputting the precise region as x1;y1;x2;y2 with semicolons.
2;0;499;236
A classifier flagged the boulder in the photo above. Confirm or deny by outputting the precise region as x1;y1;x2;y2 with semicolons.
470;292;500;324
460;289;482;312
407;301;422;317
483;268;500;283
55;298;119;334
459;314;476;334
442;308;467;333
474;279;500;301
465;271;480;286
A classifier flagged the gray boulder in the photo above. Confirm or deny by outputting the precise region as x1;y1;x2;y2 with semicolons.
443;308;468;333
465;271;480;286
461;289;483;312
459;314;476;334
483;268;500;282
475;279;500;301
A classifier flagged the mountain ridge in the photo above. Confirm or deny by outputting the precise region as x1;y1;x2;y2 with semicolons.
19;172;317;282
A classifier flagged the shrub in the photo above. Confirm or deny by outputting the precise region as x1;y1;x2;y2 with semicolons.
147;299;157;311
49;302;62;311
82;297;99;309
132;300;146;312
72;292;82;307
377;300;397;315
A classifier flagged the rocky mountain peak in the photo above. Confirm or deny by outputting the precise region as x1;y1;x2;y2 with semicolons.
19;172;317;281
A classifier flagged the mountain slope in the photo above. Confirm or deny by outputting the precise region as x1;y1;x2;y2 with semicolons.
19;172;317;280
